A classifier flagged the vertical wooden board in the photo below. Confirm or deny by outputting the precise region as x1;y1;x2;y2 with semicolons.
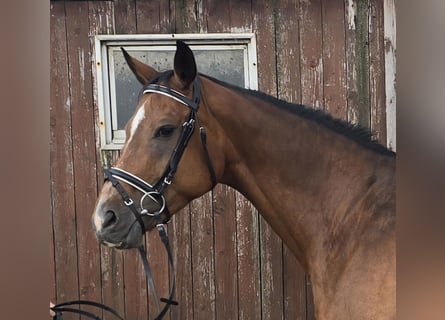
355;0;370;128
190;191;216;319
344;0;358;124
383;0;396;149
115;0;137;34
252;1;284;319
213;185;238;320
236;194;261;320
50;1;79;305
203;0;230;32
65;2;101;304
123;249;148;320
89;0;114;191
147;227;170;318
229;0;252;32
345;0;370;127
88;3;122;319
322;0;348;120
369;0;386;143
101;247;125;320
259;218;284;320
276;0;302;109
136;0;162;33
50;197;56;304
170;206;194;320
299;0;324;109
174;0;202;33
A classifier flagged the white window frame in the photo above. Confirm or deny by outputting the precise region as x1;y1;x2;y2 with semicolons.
94;33;258;150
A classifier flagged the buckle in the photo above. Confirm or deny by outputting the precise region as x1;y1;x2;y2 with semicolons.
124;198;134;206
156;223;166;233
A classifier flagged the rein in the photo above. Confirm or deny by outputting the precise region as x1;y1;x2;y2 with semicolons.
52;77;217;320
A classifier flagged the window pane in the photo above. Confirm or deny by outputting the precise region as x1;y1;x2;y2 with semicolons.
112;48;245;130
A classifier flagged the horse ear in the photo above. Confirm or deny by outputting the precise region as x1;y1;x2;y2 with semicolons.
173;40;197;89
121;47;159;85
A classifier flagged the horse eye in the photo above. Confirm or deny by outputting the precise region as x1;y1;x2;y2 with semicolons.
155;125;176;138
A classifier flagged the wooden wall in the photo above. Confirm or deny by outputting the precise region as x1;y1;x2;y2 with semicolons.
50;0;392;319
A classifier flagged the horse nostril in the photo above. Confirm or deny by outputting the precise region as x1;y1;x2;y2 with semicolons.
102;210;117;229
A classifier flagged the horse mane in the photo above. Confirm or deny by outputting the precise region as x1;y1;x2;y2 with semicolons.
200;74;396;158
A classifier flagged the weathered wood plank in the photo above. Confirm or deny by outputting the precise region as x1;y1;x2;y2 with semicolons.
236;195;261;320
322;0;347;119
123;248;148;320
115;0;137;34
147;228;170;318
190;191;216;319
383;0;396;149
174;0;203;33
369;0;386;143
345;0;370;127
136;0;171;33
88;3;123;320
50;0;79;305
299;0;324;109
229;0;252;32
170;207;194;320
276;0;301;104
65;2;102;306
213;185;239;320
50;196;56;305
203;0;231;32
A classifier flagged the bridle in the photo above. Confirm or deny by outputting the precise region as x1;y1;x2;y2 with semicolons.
51;76;217;319
105;76;216;233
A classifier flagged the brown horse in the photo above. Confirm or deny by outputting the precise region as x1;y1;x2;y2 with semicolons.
92;41;395;319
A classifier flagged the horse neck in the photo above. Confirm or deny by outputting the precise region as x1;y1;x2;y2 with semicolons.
201;76;396;275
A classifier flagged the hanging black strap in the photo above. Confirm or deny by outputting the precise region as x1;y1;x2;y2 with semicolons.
51;239;177;320
51;300;124;320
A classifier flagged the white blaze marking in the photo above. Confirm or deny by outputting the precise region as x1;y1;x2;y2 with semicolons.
129;106;146;142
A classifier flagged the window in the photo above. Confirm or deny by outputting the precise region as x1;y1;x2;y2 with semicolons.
95;33;258;150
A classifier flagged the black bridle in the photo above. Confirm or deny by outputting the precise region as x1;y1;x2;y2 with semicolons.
51;77;217;319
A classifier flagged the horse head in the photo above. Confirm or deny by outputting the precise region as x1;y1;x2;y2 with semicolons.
92;41;224;248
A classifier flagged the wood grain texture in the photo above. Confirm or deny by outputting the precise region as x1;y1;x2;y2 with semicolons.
88;3;122;320
345;0;371;127
236;195;261;320
50;0;79;305
213;185;238;319
369;0;386;143
65;2;102;305
322;0;347;119
190;191;216;319
299;0;324;109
